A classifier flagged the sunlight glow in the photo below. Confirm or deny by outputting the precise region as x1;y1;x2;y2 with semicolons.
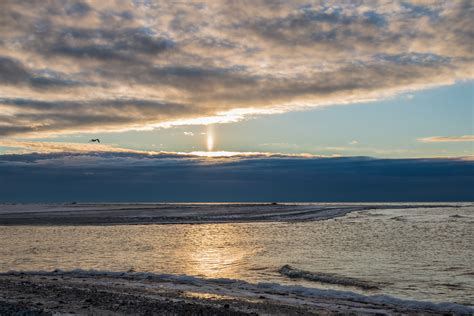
207;126;214;151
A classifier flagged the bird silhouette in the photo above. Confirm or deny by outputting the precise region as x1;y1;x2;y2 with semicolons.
89;138;100;143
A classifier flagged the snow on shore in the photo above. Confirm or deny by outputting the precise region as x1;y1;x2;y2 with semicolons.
4;269;473;315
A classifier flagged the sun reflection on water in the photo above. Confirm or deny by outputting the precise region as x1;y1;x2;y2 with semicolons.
175;224;248;278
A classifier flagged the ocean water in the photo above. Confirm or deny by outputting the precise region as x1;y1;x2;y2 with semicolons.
0;203;472;306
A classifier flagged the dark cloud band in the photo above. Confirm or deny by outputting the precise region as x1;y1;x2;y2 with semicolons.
0;152;472;202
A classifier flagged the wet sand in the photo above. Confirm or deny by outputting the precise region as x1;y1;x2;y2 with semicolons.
0;271;467;315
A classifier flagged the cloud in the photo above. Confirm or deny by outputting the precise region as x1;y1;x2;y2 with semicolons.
0;1;473;137
0;139;152;154
0;56;82;88
418;135;474;143
0;139;320;159
0;151;472;202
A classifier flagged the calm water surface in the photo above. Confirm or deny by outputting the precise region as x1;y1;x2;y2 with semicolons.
1;204;473;305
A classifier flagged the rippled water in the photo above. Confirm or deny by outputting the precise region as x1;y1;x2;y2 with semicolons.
1;204;473;305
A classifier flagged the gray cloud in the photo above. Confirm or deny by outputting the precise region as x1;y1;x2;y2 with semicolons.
0;98;197;136
0;57;86;88
0;0;472;137
48;27;175;62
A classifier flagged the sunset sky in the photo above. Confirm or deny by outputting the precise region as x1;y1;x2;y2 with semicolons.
0;0;473;201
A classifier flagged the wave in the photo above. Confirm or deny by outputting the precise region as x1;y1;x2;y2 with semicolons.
3;269;473;314
278;264;381;290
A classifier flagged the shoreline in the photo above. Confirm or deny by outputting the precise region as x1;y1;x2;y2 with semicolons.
0;203;463;226
1;270;472;315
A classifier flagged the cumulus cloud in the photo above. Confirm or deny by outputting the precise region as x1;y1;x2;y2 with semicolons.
418;135;474;143
0;0;473;137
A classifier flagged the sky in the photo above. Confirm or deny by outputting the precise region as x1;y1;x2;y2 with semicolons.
0;0;473;202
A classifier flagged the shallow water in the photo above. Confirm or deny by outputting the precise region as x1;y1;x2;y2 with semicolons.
1;203;473;305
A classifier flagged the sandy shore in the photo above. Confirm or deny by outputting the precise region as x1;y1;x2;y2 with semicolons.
0;203;459;225
1;270;472;315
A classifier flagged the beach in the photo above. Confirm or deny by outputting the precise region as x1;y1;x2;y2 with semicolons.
1;270;472;315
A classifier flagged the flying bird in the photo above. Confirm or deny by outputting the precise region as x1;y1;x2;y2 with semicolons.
89;139;100;143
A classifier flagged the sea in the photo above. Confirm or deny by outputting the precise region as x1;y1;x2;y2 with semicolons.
0;203;472;306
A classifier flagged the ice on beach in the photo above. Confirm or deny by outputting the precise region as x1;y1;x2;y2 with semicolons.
5;269;473;315
278;264;381;290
